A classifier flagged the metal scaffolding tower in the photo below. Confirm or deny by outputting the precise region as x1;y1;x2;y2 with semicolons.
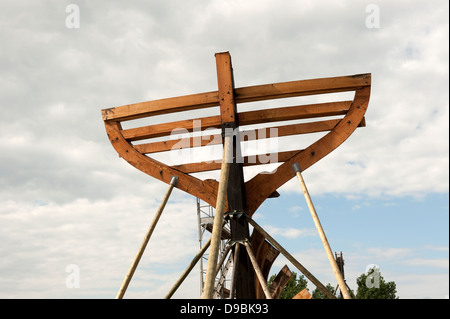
196;198;232;298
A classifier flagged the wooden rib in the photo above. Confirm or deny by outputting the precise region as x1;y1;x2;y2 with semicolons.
104;120;221;209
250;229;280;299
102;91;220;122
170;150;301;173
234;74;370;103
133;117;365;155
134;135;218;154
101;74;370;122
245;85;371;215
238;101;352;126
268;265;294;299
122;101;351;142
102;72;370;214
121;116;221;142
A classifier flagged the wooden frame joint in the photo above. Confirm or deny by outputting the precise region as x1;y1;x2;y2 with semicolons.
291;162;302;174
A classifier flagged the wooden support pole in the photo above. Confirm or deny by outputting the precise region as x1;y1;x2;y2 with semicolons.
116;176;178;299
229;243;240;299
201;134;233;299
244;241;273;299
165;237;211;299
246;216;336;299
291;162;351;299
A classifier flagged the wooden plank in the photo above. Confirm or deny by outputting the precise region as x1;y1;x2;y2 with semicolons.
234;74;371;103
239;101;352;126
292;288;312;299
134;117;365;155
101;74;370;122
133;118;365;154
102;91;220;122
269;265;294;299
134;135;218;154
121;116;221;142
170;150;301;174
124;100;351;144
215;52;237;124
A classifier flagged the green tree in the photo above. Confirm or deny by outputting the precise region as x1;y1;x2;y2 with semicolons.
356;266;398;299
312;283;356;299
268;272;308;299
311;283;336;299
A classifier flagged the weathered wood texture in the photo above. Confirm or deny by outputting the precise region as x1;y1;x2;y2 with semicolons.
215;52;256;299
292;288;312;299
269;265;293;299
102;74;369;122
250;229;280;299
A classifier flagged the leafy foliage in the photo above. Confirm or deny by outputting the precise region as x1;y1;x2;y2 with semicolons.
311;283;335;299
267;272;308;299
268;265;398;299
355;266;399;299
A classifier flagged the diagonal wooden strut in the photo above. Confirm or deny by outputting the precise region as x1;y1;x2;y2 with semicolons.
116;176;178;299
292;162;351;299
244;241;273;299
245;215;336;299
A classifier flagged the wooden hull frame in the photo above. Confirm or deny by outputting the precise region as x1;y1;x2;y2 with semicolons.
103;79;370;216
102;52;371;299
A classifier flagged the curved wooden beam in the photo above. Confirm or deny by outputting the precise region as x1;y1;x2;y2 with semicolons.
102;73;370;216
104;120;220;208
244;85;371;215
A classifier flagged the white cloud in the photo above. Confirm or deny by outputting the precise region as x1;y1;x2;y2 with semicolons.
262;225;317;239
270;244;449;299
0;0;448;299
0;194;200;298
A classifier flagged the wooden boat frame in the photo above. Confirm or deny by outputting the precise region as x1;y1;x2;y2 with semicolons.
102;52;371;299
102;54;370;215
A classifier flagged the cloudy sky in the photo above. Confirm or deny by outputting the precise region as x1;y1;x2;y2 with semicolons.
0;0;448;299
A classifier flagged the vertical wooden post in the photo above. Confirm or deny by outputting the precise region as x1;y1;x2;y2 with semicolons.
215;51;255;299
292;163;351;299
201;134;233;299
116;176;178;299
